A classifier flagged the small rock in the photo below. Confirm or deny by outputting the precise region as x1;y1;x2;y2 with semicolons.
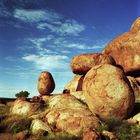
102;130;118;140
83;128;102;140
15;130;28;140
31;119;52;134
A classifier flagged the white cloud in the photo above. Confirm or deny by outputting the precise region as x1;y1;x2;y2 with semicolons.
37;19;85;36
66;43;105;50
22;54;69;70
14;9;63;23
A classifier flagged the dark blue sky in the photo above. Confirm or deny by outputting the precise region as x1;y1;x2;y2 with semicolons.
0;0;139;97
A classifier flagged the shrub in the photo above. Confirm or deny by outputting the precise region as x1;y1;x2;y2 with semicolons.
15;91;30;98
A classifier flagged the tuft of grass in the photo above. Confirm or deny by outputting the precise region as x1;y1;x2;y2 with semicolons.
103;118;140;140
28;131;82;140
0;115;32;133
96;123;108;133
0;105;9;116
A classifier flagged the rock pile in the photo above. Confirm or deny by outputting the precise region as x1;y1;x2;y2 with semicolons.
10;17;140;139
64;17;140;120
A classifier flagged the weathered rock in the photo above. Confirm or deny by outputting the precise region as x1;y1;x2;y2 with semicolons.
15;130;28;140
83;64;135;120
103;17;140;74
128;113;140;125
83;128;102;140
31;119;52;134
11;98;41;116
127;76;140;98
70;91;86;104
38;71;55;95
102;130;118;140
64;75;84;93
71;53;116;75
46;108;101;136
133;113;140;124
48;94;87;109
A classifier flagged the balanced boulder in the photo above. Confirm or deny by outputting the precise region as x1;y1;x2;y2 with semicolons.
71;53;116;75
82;64;135;120
103;17;140;74
38;71;55;95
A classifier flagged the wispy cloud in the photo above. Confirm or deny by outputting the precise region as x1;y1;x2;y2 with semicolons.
14;9;63;23
22;54;69;70
13;8;85;36
37;19;85;36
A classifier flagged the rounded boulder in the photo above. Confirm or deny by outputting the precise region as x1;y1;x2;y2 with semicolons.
70;53;116;75
103;17;140;74
38;71;55;95
82;64;135;120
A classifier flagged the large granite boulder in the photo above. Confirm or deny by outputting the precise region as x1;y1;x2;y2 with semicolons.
38;71;55;95
45;108;101;137
71;53;116;75
82;64;135;120
103;17;140;74
64;74;84;93
70;91;86;104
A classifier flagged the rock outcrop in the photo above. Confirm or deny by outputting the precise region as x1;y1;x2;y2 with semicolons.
11;98;41;116
38;71;55;95
46;108;101;137
82;64;135;120
103;17;140;75
71;53;116;75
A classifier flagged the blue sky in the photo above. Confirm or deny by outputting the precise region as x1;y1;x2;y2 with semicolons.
0;0;139;98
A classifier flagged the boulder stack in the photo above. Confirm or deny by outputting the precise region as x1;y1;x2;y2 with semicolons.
38;71;55;95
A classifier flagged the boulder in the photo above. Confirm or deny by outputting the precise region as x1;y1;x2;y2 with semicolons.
103;17;140;74
38;71;55;95
71;53;116;75
31;119;52;134
82;64;135;120
45;108;101;136
64;75;84;93
70;91;86;104
48;94;87;109
11;98;41;116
